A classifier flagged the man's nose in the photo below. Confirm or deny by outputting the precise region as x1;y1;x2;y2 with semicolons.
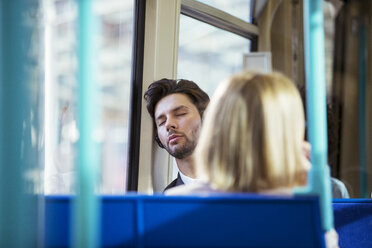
165;117;177;131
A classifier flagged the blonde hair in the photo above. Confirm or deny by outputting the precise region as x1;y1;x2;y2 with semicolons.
196;72;306;192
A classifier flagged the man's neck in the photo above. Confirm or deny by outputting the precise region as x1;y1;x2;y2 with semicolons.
175;156;196;178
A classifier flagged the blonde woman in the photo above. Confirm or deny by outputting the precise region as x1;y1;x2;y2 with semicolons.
167;71;309;195
166;71;338;248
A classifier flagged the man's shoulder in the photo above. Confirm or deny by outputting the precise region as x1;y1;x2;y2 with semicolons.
165;182;219;196
164;178;179;191
331;177;350;198
163;175;184;192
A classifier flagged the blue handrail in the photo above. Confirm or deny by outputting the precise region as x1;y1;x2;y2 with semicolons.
358;24;368;198
74;1;100;247
295;0;334;232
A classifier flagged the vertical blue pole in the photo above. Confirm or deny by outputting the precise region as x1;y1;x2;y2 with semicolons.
0;0;40;247
297;0;333;232
358;25;368;198
74;0;100;247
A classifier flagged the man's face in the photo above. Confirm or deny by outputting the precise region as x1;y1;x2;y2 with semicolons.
154;93;202;159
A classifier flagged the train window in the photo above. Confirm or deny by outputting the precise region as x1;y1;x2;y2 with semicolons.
178;14;251;96
178;0;257;96
329;0;371;198
44;0;134;194
166;1;257;184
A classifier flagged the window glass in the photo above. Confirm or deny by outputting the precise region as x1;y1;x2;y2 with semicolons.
177;14;250;96
198;0;252;22
327;1;371;198
44;0;133;194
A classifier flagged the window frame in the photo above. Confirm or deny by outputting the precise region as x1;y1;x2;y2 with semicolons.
181;0;258;40
127;0;147;191
137;0;259;193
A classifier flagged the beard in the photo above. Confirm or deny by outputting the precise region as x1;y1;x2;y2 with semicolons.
165;129;199;159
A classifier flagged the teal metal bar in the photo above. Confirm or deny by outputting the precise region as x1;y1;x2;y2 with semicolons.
74;0;100;247
358;24;368;198
0;0;40;246
295;0;333;232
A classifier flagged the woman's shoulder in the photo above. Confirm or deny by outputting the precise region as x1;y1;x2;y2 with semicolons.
165;181;219;196
259;187;293;196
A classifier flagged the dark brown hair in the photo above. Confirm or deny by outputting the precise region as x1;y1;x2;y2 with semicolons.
144;78;209;119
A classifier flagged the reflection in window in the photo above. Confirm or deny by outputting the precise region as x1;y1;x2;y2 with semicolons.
44;0;133;194
178;14;251;96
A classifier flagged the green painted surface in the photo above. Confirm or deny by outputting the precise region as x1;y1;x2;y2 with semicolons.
0;0;41;246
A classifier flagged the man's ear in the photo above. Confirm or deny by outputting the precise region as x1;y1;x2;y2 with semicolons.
155;134;165;148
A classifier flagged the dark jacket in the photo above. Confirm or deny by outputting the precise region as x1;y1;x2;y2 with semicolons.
164;173;184;192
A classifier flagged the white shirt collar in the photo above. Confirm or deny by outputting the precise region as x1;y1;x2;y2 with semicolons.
178;169;199;185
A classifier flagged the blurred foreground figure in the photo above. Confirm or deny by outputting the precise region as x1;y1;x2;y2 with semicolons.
167;71;339;248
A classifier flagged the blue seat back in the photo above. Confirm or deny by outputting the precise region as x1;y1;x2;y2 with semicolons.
333;199;372;248
45;196;137;247
141;195;324;248
45;194;325;248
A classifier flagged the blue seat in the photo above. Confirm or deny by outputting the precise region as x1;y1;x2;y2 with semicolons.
45;194;325;247
333;199;372;248
45;196;137;247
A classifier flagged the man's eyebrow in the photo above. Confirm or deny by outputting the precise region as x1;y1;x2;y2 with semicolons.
155;105;189;121
172;105;189;113
155;114;165;122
